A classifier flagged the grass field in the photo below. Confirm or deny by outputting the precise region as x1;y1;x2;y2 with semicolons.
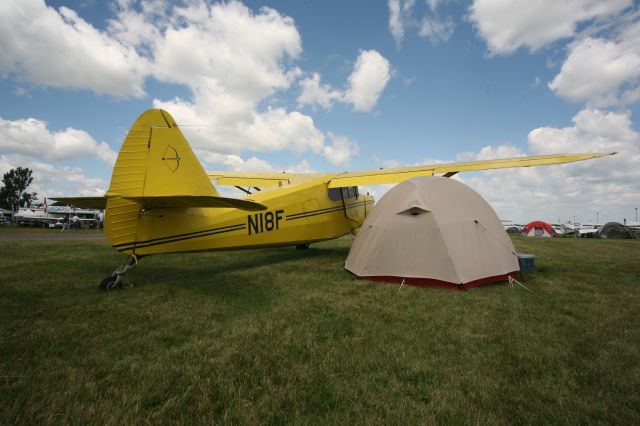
0;224;102;234
1;231;639;424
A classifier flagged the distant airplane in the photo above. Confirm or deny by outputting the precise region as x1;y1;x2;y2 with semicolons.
13;207;62;225
501;220;521;233
53;109;614;290
561;221;581;236
13;205;99;228
577;228;599;237
560;221;600;237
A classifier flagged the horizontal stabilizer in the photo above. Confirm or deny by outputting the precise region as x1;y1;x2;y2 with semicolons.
51;197;107;209
122;195;267;211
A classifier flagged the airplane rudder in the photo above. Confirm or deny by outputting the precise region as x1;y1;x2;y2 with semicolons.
107;109;217;198
143;110;217;197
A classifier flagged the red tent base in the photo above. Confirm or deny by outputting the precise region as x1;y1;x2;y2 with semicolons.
356;271;520;290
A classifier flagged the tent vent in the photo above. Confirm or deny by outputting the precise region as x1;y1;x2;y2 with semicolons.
398;206;429;216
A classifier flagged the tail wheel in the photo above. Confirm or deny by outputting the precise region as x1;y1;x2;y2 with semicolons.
99;276;121;291
99;255;138;291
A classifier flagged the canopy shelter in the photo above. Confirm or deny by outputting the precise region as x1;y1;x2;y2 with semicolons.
345;176;519;290
520;221;556;237
597;222;635;239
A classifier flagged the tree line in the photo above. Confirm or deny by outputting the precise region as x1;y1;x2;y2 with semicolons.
0;167;37;211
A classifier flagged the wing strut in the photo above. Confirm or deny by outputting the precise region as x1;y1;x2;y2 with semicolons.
235;186;252;195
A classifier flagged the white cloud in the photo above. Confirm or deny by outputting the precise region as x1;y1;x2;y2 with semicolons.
388;0;416;46
0;0;310;120
0;1;305;101
0;1;372;170
403;77;416;87
459;108;639;224
419;17;455;44
0;0;149;97
227;156;275;173
228;157;315;174
154;97;324;157
323;133;359;167
195;150;315;174
126;1;337;167
528;108;636;155
468;0;632;55
362;108;638;224
207;154;316;199
382;159;401;168
297;73;343;110
0;154;108;198
0;116;117;165
107;0;165;52
389;0;454;47
456;145;524;162
549;22;640;106
360;183;395;204
344;50;392;112
148;1;301;101
0;115;115;197
427;0;441;12
297;50;392;112
388;0;405;46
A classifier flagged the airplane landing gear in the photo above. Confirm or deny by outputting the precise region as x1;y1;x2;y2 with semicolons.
99;276;120;291
99;256;138;291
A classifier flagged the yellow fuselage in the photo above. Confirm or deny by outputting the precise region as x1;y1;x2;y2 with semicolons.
105;176;373;257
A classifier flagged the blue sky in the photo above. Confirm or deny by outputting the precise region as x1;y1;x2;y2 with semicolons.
1;0;639;224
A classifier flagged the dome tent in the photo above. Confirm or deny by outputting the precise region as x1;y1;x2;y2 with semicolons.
345;176;520;290
520;221;556;237
597;222;634;239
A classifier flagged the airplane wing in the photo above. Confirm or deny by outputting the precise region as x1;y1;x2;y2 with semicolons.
122;195;267;211
206;171;300;188
578;228;599;235
51;197;107;209
53;195;267;211
326;152;615;188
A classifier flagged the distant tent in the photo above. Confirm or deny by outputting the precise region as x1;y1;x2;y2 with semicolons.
0;208;12;222
597;222;634;239
521;221;556;237
505;226;521;233
345;176;520;290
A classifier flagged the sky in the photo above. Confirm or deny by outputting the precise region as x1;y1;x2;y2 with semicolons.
0;0;639;224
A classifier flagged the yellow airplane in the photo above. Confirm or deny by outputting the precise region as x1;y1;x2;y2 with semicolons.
53;109;614;289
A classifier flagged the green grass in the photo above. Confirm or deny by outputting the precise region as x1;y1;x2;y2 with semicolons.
1;234;639;424
0;224;102;234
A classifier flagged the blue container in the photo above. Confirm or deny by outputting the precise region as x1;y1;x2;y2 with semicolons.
517;253;536;274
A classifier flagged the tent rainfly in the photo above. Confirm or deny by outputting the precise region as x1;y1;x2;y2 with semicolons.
345;176;520;290
597;222;635;239
520;221;556;237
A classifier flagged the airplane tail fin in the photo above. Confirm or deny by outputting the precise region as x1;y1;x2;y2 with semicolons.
104;109;266;253
107;109;217;200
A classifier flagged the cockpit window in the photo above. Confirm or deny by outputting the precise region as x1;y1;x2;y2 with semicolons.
328;186;359;201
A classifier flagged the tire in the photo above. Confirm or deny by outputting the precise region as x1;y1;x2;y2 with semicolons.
99;276;121;291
